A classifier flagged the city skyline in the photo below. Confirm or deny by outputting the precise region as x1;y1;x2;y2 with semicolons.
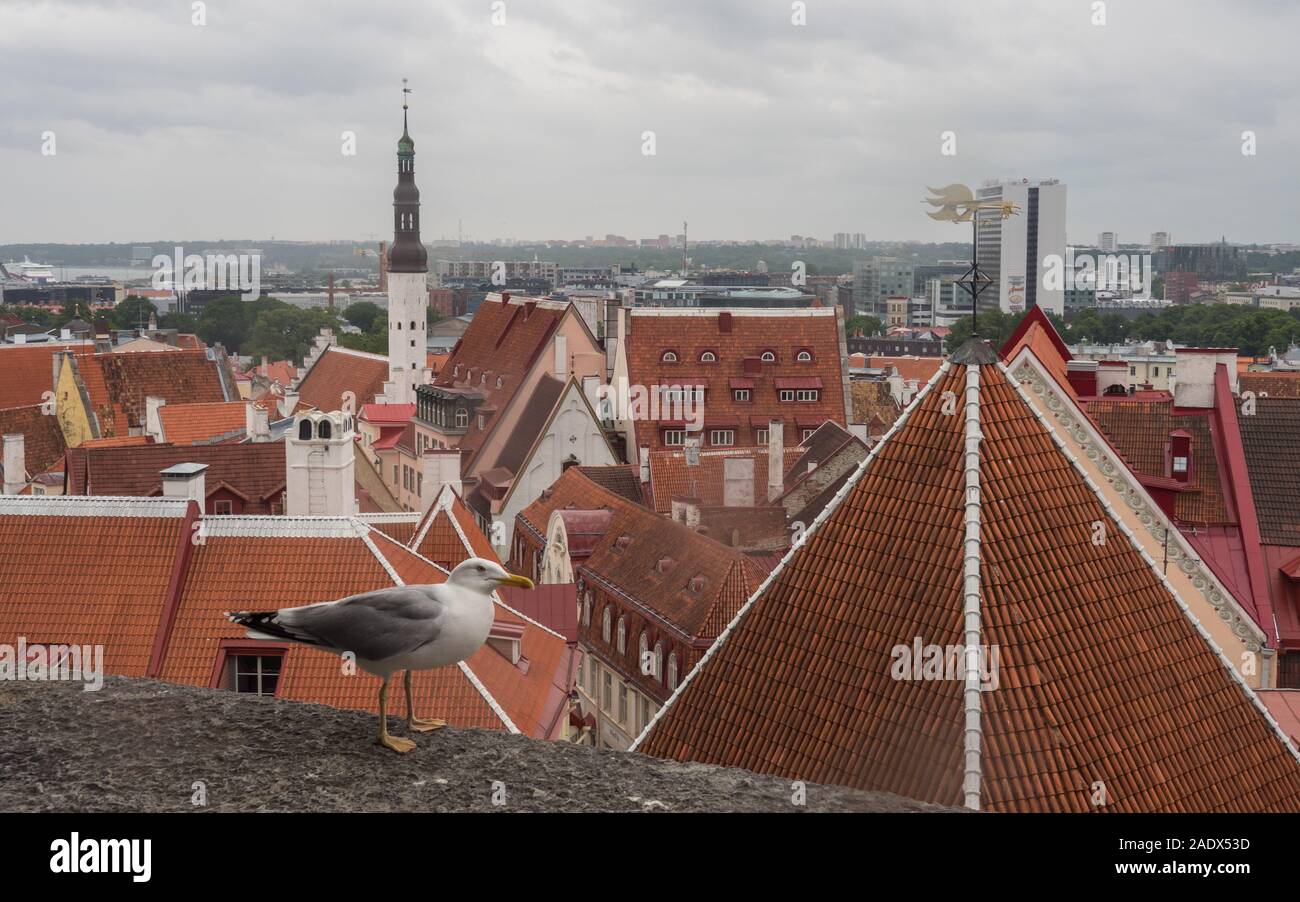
3;0;1299;246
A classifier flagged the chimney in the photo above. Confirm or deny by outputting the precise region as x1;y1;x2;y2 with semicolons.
1173;348;1238;409
1096;361;1129;396
285;412;355;516
160;462;208;505
260;355;269;375
638;444;650;483
767;418;784;502
279;391;299;419
245;401;270;442
671;496;701;528
718;311;733;333
1066;359;1099;397
421;447;462;513
3;434;25;495
145;396;167;442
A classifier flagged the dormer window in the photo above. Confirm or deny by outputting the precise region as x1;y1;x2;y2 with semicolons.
1169;430;1192;483
760;351;776;362
455;409;468;429
687;575;705;593
700;350;717;363
298;419;312;440
582;592;592;627
615;535;632;552
667;653;679;690
496;376;504;389
661;350;678;363
796;349;812;362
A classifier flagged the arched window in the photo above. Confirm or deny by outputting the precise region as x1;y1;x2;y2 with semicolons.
760;351;776;362
616;617;626;654
410;321;416;330
661;350;678;363
796;350;812;362
318;419;332;439
583;592;592;627
653;642;664;683
298;419;312;441
667;653;679;690
700;351;716;362
638;632;648;673
602;607;612;643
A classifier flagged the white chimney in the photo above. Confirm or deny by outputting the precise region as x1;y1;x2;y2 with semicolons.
160;462;208;505
1173;348;1238;409
246;401;270;442
279;391;299;419
639;444;650;483
285;412;355;516
3;434;26;495
421;448;462;513
145;396;167;442
767;419;784;502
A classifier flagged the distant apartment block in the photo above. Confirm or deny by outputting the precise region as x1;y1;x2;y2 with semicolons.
974;178;1067;315
1098;232;1118;253
852;257;914;318
435;259;559;287
1150;231;1171;250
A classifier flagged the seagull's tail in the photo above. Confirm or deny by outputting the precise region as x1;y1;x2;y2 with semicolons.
226;610;315;645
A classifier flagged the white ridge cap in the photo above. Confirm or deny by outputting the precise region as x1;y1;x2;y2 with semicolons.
0;496;190;518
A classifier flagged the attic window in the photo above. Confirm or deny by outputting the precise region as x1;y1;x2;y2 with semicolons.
616;616;627;654
602;607;612;643
661;350;679;363
298;419;312;440
796;349;812;362
760;351;776;363
224;652;283;696
700;350;717;363
496;376;504;389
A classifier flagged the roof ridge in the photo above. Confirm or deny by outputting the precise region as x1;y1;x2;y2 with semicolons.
960;363;984;812
996;357;1300;770
0;495;190;517
457;660;520;733
359;523;403;585
630;358;952;752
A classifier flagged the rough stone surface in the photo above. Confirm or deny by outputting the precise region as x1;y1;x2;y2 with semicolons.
0;677;947;813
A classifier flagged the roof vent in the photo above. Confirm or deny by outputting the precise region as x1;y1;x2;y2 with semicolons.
656;557;674;574
687;575;705;593
615;535;632;552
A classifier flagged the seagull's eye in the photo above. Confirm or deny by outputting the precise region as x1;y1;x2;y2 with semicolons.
477;565;485;572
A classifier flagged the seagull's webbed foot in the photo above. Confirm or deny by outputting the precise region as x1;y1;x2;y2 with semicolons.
377;676;417;753
404;670;447;733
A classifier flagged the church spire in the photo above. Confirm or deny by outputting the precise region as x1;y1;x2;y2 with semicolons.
389;78;426;274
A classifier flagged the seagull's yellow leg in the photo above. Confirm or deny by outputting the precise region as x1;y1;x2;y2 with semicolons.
405;669;447;733
378;676;416;753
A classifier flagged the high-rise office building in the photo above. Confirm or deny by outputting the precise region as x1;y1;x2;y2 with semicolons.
975;178;1067;315
853;257;915;318
1098;232;1118;252
1150;231;1170;250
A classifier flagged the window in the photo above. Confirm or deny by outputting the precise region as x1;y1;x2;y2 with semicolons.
1172;455;1189;474
618;683;628;725
1152;366;1160;376
796;350;812;362
213;500;233;515
602;607;612;643
801;428;817;441
761;351;776;362
661;350;678;363
1130;365;1137;376
227;654;282;696
667;653;679;690
318;420;331;439
637;693;649;732
734;389;750;401
796;389;819;402
602;671;613;712
663;430;686;446
710;429;735;446
779;389;795;402
588;657;598;696
582;592;592;627
755;428;769;445
700;351;717;362
638;632;648;673
617;616;626;654
455;408;469;429
654;642;664;684
298;420;312;441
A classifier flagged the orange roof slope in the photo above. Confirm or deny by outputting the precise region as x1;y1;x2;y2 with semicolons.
0;497;190;676
0;344;91;408
409;486;500;568
296;347;390;412
158;401;248;444
79;349;227;437
0;404;68;477
637;342;1300;812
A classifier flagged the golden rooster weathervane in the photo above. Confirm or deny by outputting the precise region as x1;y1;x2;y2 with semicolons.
923;183;1020;336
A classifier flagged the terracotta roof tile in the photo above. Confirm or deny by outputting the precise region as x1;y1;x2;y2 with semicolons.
158;401;248;444
1240;397;1300;546
849;380;902;428
647;446;796;514
65;442;285;512
0;404;67;478
410;486;501;569
1240;372;1300;400
623;309;847;454
637;354;1300;811
80;349;228;437
574;465;645;506
296;347;390;412
867;355;943;383
0;344;90;409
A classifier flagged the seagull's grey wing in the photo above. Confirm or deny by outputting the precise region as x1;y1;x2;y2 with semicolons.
279;586;444;661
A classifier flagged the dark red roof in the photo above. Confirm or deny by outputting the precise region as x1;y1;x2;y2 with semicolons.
65;442;285;512
0;404;68;478
297;347;390;412
79;349;229;437
637;350;1300;811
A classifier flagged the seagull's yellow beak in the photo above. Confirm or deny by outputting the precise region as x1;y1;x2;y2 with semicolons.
495;573;535;590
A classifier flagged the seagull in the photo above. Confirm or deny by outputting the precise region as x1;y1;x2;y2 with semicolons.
226;557;534;753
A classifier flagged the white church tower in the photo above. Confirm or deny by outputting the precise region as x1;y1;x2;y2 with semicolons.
285;411;357;516
381;81;429;404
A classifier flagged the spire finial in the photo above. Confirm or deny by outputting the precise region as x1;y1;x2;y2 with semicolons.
401;78;411;133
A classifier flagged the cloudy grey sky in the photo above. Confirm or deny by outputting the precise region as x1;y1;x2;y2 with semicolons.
2;0;1297;245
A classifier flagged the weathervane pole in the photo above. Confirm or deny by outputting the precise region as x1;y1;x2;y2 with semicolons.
923;184;1017;342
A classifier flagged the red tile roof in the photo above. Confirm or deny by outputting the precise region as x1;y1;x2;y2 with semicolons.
0;343;90;408
637;346;1300;811
0;404;68;478
1240;396;1300;546
1240;372;1300;400
574;464;645;507
622;308;848;454
359;403;415;425
65;442;285;513
296;347;390;412
78;349;228;438
410;485;500;569
430;296;567;459
158;401;248;444
646;446;796;514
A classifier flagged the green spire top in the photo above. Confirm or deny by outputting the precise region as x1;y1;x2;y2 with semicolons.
398;78;414;154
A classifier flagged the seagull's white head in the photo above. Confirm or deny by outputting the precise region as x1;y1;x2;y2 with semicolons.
447;557;535;595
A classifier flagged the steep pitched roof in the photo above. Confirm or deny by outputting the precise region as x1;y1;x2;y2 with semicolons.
635;342;1300;812
65;442;285;510
158;401;248;445
410;485;500;568
1240;396;1300;546
574;465;644;507
646;446;795;514
623;308;848;452
77;349;228;437
0;343;90;408
0;404;68;478
296;347;390;412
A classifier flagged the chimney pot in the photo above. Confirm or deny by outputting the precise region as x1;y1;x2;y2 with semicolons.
3;434;26;495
